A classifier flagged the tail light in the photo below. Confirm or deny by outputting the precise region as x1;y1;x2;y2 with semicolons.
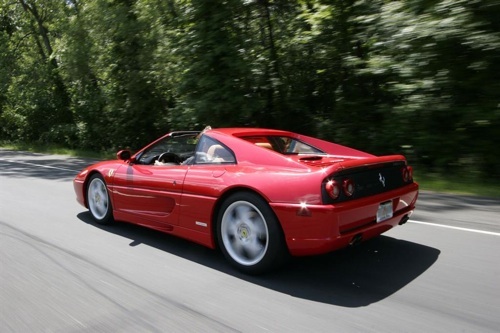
402;166;413;182
326;178;355;200
325;180;340;200
343;179;355;197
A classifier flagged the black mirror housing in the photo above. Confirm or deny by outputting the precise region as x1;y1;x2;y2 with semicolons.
117;150;132;161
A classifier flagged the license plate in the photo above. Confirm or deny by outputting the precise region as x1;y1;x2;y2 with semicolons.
377;201;393;222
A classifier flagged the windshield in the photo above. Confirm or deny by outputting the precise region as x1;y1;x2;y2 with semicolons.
136;132;199;164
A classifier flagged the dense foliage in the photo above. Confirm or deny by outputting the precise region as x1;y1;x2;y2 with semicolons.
1;0;499;179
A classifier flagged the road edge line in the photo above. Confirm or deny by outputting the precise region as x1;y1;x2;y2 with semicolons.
409;220;500;237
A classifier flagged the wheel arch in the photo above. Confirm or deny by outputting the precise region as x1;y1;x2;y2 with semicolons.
210;186;286;251
83;170;107;208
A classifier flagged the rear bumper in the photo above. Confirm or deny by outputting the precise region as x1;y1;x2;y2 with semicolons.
270;183;418;256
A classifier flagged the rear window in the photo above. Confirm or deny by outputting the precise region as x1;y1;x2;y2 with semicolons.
241;136;324;155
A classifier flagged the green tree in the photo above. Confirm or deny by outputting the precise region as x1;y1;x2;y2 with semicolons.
0;0;74;144
178;0;259;127
0;0;498;181
360;0;500;177
83;0;166;149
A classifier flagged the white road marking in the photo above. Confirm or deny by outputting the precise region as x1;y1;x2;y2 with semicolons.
0;158;78;173
410;220;500;237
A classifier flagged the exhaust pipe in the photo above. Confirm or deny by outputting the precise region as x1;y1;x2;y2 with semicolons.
349;233;363;247
399;215;409;225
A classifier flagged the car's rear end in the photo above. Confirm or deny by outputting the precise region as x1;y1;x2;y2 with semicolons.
270;155;418;256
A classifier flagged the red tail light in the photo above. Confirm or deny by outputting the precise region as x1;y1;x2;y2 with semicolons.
343;179;355;197
326;180;340;200
402;166;413;182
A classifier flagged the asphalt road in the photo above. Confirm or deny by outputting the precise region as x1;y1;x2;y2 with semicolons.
1;149;499;332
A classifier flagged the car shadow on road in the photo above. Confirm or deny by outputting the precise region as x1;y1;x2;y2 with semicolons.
78;212;440;308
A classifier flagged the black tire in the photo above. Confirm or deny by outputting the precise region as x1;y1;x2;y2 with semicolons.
86;174;114;224
217;192;288;274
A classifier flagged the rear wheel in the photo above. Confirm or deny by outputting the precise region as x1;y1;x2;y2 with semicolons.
87;174;113;224
217;192;288;274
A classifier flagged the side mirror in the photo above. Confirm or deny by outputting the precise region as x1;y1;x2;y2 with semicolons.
117;150;132;161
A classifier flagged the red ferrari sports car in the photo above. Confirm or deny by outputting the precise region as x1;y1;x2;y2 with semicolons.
74;127;418;273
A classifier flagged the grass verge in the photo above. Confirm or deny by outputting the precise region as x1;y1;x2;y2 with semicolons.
0;141;115;160
414;171;500;198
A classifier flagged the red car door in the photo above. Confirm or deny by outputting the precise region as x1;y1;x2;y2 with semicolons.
179;164;230;233
111;163;189;230
177;138;237;234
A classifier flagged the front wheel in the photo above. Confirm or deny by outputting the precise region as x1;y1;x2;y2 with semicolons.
87;174;114;224
217;192;288;274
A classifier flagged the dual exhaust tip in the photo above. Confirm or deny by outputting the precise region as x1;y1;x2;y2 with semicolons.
349;214;410;247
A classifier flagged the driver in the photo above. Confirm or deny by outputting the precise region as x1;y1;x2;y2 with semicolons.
154;126;212;166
